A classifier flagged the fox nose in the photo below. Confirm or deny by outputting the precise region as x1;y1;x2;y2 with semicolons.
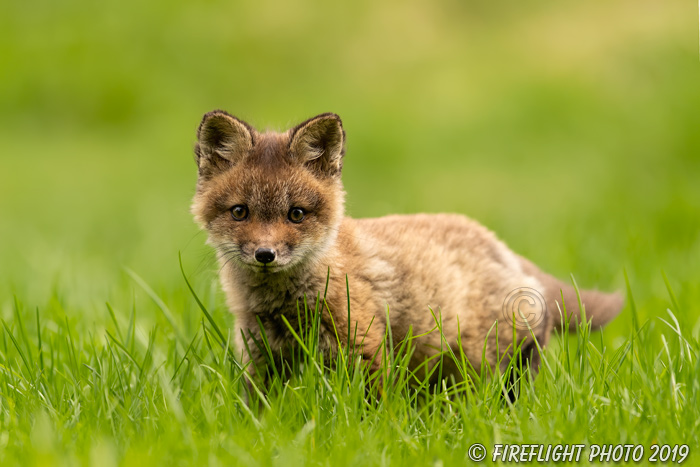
254;247;276;264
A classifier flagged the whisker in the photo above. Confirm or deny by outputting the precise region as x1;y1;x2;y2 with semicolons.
218;254;240;275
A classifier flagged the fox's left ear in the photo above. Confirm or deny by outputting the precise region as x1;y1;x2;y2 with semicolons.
289;113;345;177
195;110;254;179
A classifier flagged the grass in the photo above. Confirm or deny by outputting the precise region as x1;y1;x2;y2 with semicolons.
2;0;700;465
0;268;698;466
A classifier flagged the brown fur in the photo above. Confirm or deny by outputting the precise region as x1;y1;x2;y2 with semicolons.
190;111;624;382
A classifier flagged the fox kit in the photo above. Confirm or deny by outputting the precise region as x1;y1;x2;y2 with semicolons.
191;110;623;382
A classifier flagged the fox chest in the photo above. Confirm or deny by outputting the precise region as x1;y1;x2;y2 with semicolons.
235;282;339;359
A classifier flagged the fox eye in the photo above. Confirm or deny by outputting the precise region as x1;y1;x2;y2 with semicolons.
230;205;248;221
288;207;305;223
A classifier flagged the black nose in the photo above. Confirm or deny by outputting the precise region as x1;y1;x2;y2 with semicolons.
254;248;276;264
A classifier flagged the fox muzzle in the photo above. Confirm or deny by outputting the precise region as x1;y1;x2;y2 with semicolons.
254;247;276;264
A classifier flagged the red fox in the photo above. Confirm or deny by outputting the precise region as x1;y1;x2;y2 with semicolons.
191;110;623;383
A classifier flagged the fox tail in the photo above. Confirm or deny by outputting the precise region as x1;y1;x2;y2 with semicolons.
519;256;624;331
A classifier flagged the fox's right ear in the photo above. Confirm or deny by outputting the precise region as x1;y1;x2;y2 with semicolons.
289;113;345;177
195;110;254;179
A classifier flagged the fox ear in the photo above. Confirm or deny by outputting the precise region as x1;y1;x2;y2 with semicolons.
195;110;254;178
289;113;345;177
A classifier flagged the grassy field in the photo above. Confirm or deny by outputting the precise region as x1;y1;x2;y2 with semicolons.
1;0;699;465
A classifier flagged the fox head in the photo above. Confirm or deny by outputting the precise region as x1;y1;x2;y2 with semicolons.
191;111;346;274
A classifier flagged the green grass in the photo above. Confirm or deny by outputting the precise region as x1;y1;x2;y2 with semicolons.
2;0;700;465
0;270;698;466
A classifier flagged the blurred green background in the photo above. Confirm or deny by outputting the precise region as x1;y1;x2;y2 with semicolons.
1;0;698;338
